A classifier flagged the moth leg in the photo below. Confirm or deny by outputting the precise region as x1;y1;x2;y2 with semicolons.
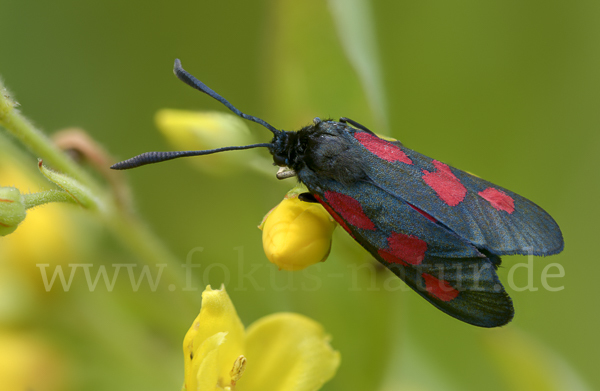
339;117;374;134
298;192;319;203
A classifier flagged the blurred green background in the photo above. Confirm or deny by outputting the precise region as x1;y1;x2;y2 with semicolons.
1;0;598;390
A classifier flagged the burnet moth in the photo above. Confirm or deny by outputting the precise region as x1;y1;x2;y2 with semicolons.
112;59;564;327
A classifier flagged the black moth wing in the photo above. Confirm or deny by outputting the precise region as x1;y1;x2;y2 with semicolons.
300;169;514;327
336;128;564;257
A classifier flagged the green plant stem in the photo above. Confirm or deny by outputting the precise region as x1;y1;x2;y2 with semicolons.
22;190;76;209
0;107;96;188
0;84;198;311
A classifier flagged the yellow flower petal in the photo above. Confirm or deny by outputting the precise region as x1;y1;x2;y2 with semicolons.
190;332;226;391
261;191;336;271
183;286;245;391
238;313;340;391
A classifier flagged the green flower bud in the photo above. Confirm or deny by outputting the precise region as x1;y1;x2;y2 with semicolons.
0;187;27;236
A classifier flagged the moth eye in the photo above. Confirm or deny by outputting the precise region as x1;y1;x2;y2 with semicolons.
313;117;322;125
272;154;287;166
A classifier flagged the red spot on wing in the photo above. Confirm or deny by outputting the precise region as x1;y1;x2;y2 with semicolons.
478;187;515;214
378;232;427;266
324;191;375;230
314;194;353;236
422;160;467;206
408;204;437;223
354;132;413;164
422;273;459;302
0;198;14;203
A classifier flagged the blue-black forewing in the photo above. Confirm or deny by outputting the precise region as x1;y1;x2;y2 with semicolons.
344;130;563;256
303;171;514;327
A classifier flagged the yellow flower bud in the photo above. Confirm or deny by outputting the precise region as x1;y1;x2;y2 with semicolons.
155;109;254;175
0;187;26;236
259;188;336;271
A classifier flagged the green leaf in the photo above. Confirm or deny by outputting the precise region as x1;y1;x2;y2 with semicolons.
38;160;101;211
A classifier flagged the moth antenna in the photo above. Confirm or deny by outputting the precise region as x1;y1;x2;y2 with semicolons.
173;59;281;135
110;143;272;170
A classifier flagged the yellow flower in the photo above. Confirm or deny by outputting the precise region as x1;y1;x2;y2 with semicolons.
259;187;337;271
0;329;68;391
155;109;255;175
183;285;340;391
